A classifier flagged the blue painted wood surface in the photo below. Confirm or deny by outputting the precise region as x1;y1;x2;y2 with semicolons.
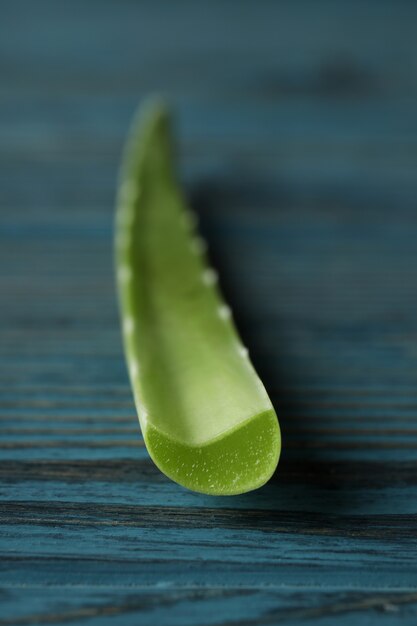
1;1;417;623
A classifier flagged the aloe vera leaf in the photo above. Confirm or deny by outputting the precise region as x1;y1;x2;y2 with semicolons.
115;99;281;495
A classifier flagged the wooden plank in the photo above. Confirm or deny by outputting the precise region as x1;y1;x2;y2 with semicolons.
1;587;416;626
2;0;417;623
2;0;417;100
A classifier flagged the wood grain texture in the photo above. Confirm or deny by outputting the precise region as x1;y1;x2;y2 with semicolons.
1;0;417;624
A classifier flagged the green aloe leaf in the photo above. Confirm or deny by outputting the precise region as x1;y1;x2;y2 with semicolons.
115;99;281;495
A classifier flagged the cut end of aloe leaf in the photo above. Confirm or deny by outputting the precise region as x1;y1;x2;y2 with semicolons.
116;97;281;496
145;410;280;496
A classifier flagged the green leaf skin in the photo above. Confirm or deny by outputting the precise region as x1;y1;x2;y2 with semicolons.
115;99;281;495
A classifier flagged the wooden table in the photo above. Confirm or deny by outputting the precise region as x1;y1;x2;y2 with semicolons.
2;1;417;624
